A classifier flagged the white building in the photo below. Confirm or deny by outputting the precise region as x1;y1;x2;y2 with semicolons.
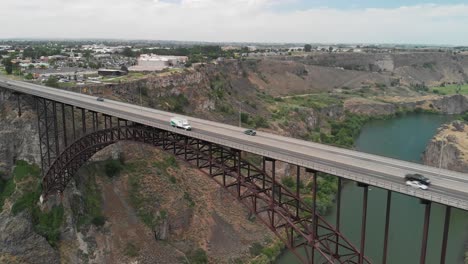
129;54;188;72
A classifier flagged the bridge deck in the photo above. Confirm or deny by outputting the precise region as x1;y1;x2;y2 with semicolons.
1;77;467;210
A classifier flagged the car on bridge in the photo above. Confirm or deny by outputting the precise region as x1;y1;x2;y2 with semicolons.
96;97;105;102
406;180;428;190
405;173;431;185
244;129;256;136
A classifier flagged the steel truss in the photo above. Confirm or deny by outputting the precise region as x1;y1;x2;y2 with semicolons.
41;119;370;263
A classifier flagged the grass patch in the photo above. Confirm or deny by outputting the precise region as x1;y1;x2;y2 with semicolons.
248;238;283;263
152;155;179;175
124;242;140;257
1;160;41;212
12;160;41;181
185;248;208;264
160;94;189;113
75;168;106;229
7;160;64;247
0;178;15;211
430;84;468;95
33;205;64;247
128;173;160;229
321;113;370;148
183;192;195;208
283;93;342;110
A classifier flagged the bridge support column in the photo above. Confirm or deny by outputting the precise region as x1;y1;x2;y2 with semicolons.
382;190;392;264
306;168;318;261
271;158;276;227
295;166;300;219
237;150;241;197
81;108;86;135
357;182;369;264
61;104;67;147
420;200;431;264
335;177;342;257
17;93;21;117
440;206;451;264
71;106;76;140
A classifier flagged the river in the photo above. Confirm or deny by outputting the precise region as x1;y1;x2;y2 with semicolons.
277;113;468;264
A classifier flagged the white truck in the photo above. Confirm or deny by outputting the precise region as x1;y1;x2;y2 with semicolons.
170;117;192;131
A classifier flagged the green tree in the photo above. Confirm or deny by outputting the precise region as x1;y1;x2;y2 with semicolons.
2;57;13;74
304;44;312;52
105;160;122;178
45;76;59;88
122;47;135;57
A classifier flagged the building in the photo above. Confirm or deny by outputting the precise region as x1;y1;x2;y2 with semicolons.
98;69;127;77
129;54;188;72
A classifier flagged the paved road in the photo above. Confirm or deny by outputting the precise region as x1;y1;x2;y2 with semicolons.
1;77;467;210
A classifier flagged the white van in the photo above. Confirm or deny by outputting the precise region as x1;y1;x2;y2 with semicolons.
170;117;192;131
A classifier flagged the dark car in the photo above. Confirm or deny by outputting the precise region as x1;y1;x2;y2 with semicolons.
96;97;104;102
405;173;431;185
244;129;256;136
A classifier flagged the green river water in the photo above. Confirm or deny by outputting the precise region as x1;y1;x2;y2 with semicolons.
276;113;468;264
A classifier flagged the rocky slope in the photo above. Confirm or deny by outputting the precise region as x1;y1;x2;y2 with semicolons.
422;120;468;173
0;89;40;175
344;94;468;116
0;86;275;263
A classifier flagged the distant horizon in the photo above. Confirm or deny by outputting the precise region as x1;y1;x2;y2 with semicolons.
2;1;468;45
0;38;464;48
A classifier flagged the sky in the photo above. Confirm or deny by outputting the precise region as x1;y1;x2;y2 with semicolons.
1;0;468;45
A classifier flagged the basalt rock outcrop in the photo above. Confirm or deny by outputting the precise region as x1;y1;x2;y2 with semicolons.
0;89;40;176
422;121;468;173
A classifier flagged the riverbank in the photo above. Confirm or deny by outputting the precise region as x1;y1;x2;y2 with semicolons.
276;112;468;264
421;116;468;264
422;119;468;173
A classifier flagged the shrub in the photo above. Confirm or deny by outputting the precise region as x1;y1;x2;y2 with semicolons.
187;248;208;264
183;192;195;208
0;178;15;211
124;242;140;257
169;176;177;184
32;205;65;247
105;159;122;177
281;176;295;190
250;242;264;256
91;215;106;227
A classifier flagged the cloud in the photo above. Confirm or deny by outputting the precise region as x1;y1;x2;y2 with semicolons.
0;1;467;45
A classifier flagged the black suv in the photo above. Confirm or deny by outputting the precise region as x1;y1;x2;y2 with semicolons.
405;173;431;185
244;129;256;136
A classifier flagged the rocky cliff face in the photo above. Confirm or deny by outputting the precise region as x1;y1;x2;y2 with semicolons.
344;98;396;116
0;211;60;264
344;94;468;116
0;89;40;176
422;120;468;173
0;86;273;263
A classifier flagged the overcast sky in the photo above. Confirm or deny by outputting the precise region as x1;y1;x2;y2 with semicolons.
1;0;468;45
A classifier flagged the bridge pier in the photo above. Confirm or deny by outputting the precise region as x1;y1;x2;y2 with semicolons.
419;200;431;264
382;190;392;264
335;177;342;257
357;182;369;264
440;206;451;264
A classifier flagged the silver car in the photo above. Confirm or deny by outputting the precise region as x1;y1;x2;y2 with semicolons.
406;180;428;190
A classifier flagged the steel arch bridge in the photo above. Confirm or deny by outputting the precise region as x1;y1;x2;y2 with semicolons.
28;96;371;264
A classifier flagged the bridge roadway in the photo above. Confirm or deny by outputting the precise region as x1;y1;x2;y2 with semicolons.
1;77;467;210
